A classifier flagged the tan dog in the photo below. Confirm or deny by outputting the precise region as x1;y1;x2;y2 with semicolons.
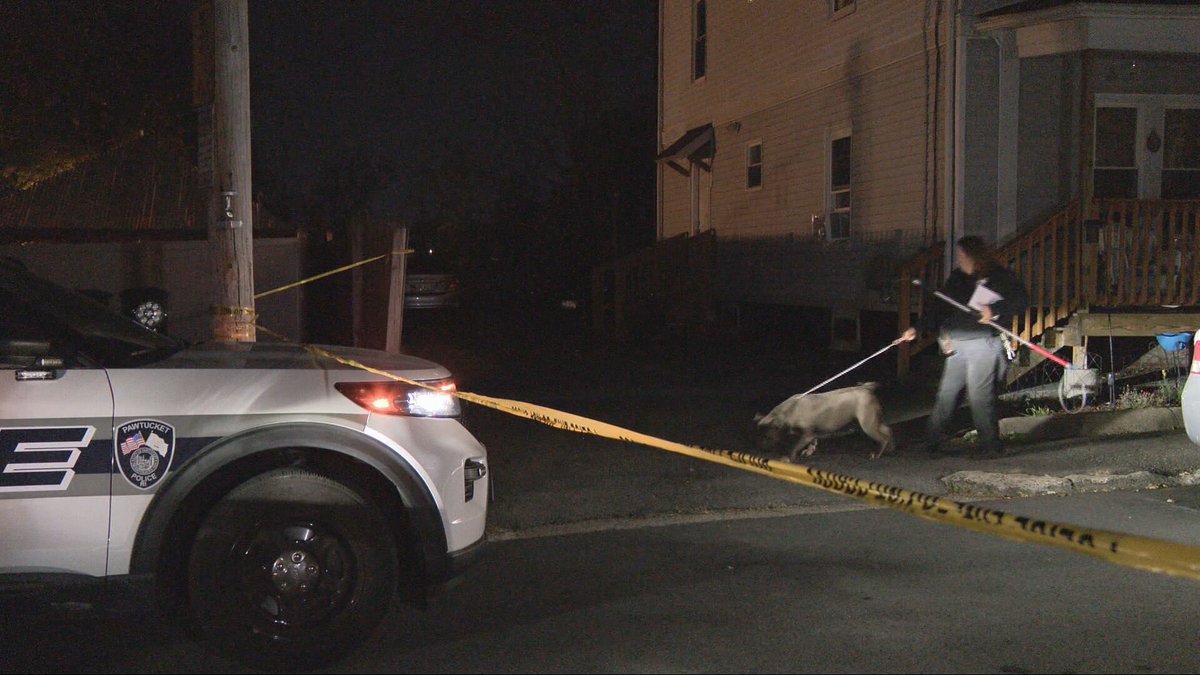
754;382;893;461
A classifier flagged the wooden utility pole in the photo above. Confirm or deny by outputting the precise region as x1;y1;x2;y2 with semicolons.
385;226;409;353
351;219;364;346
208;0;256;342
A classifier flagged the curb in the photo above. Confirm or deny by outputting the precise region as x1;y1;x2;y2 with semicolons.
938;406;1191;498
998;406;1184;443
942;468;1200;498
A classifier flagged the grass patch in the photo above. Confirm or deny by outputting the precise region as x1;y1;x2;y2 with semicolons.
1022;402;1057;417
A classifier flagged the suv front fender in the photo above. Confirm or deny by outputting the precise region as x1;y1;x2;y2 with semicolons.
129;422;448;582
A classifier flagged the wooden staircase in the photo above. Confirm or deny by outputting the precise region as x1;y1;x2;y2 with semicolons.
897;198;1200;382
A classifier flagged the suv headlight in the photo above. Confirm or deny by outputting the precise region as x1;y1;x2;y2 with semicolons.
335;379;460;417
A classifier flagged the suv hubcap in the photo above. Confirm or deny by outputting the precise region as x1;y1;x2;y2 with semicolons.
234;522;356;628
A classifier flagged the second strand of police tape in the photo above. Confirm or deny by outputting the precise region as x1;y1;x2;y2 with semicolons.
270;334;1200;584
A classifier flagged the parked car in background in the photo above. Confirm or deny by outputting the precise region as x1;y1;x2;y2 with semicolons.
0;259;488;670
1184;331;1200;447
404;248;460;310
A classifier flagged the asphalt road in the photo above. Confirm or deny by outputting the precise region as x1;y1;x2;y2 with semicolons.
4;482;1200;674
7;313;1197;673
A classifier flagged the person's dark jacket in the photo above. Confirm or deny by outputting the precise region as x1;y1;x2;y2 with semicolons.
915;265;1029;342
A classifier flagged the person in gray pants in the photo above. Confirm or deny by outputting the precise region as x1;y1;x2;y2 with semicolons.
900;236;1029;457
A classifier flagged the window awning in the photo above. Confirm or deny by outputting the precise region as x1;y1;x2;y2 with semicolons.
657;124;714;176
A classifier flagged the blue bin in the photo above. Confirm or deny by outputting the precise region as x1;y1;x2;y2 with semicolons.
1156;332;1193;353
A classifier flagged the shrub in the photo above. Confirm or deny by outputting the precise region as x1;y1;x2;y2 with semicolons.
1115;382;1182;409
1023;402;1056;417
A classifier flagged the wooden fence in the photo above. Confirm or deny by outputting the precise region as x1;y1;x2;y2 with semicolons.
592;230;717;341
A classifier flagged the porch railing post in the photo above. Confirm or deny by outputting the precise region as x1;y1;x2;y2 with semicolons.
1081;205;1100;307
897;269;912;376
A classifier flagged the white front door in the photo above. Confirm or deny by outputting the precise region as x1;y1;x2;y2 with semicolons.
1095;94;1200;199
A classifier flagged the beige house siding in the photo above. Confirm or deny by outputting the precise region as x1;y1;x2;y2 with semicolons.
660;0;943;247
648;0;1200;352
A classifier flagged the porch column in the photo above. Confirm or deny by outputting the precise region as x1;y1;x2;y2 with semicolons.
996;30;1019;243
1079;50;1098;306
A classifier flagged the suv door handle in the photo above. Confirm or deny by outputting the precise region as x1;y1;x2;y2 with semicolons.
15;356;64;381
16;367;60;381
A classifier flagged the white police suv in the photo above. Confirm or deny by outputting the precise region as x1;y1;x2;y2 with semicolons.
0;259;488;668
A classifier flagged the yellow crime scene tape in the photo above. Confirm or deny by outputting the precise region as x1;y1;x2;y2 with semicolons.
253;249;413;301
206;249;415;319
253;327;1200;583
248;254;1200;583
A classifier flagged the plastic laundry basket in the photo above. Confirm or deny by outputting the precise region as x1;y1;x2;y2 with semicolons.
1156;332;1193;353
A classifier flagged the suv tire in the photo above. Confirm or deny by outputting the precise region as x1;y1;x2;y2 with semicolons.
186;468;399;670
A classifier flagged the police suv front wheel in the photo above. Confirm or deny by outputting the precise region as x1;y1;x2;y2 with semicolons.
186;468;399;670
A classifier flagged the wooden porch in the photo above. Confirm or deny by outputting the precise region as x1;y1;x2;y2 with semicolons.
897;198;1200;380
591;229;718;342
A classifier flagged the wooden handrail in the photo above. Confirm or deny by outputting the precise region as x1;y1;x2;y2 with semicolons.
895;201;1086;374
895;198;1200;375
994;200;1085;344
1091;199;1200;308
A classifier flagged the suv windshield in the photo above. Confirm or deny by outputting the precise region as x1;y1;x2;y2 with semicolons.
0;265;184;367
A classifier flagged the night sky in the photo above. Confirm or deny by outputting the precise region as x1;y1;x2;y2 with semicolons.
249;1;657;201
1;0;658;234
1;0;660;340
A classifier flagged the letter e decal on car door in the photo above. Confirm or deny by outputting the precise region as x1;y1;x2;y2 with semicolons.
0;426;93;493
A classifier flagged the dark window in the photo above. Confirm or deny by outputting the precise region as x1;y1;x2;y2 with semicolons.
0;269;182;368
1093;107;1137;199
747;142;762;188
829;135;851;239
832;0;855;17
1163;108;1200;199
0;289;56;368
693;0;707;80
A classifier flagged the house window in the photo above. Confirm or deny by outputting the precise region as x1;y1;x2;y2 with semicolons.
831;0;856;19
1094;106;1137;198
692;0;707;81
829;134;851;239
1163;107;1200;199
746;142;762;189
1093;95;1200;199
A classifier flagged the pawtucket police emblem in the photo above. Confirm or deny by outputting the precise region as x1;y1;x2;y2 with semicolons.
115;419;175;490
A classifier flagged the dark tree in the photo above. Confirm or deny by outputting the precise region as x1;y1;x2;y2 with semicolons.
0;1;193;194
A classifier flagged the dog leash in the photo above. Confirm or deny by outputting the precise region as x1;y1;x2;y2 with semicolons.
798;339;902;398
911;279;1071;369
